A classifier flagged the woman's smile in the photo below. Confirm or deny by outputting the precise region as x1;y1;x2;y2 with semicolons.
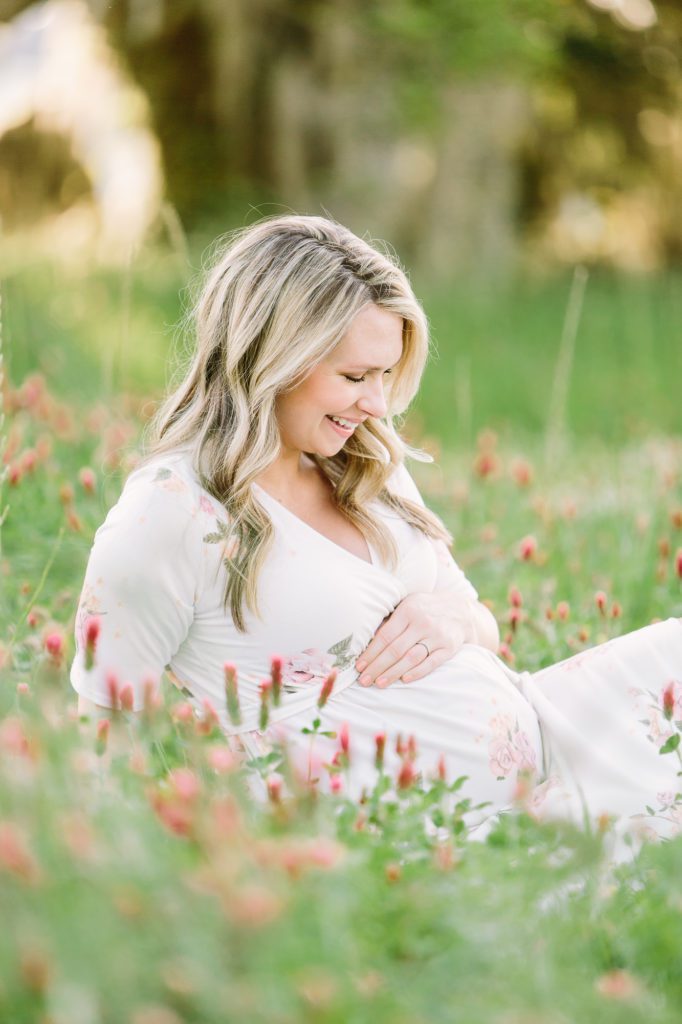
325;414;361;436
273;304;404;462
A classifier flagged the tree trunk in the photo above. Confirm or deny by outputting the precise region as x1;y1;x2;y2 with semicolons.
415;80;530;282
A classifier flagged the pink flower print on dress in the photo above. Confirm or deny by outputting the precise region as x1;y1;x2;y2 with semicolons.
552;639;616;674
281;649;335;691
512;729;537;772
527;775;564;819
279;635;354;696
489;712;515;735
642;792;682;839
628;676;682;753
153;467;189;494
489;737;518;778
199;495;217;517
643;709;675;747
488;713;537;780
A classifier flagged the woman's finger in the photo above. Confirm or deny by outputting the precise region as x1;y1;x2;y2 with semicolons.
399;650;445;684
355;607;416;672
374;638;441;688
358;624;420;685
356;599;436;675
355;610;403;673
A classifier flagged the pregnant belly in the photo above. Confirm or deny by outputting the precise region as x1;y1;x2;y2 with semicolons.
264;644;545;815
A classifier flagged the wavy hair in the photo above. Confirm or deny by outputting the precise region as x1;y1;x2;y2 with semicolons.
142;214;452;631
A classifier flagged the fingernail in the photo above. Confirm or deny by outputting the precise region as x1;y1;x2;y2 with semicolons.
376;677;387;687
360;674;371;686
356;660;366;671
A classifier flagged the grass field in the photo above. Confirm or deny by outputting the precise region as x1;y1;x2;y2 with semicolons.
1;246;681;1022
3;248;680;445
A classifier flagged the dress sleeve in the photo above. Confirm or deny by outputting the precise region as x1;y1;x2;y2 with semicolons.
69;464;203;712
386;461;479;602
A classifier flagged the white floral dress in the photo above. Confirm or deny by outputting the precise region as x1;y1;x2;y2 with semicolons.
70;448;682;849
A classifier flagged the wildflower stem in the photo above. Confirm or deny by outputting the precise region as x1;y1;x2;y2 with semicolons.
307;733;315;785
8;525;66;653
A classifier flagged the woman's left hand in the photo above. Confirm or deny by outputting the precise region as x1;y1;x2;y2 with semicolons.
354;590;475;688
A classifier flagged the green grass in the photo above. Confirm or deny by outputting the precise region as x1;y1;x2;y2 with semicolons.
1;245;682;1022
419;269;682;446
3;246;680;445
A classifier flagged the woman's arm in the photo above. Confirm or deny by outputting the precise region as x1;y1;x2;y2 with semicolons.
431;537;499;653
354;462;499;687
70;464;201;714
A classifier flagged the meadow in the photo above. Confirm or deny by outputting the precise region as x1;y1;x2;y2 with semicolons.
0;247;681;1023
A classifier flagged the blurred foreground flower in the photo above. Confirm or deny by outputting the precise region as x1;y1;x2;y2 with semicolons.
84;615;101;670
595;969;642;1002
662;682;675;721
510;457;533;487
224;662;241;726
518;535;537;561
43;630;65;665
95;719;109;756
317;669;337;709
0;821;42;885
78;466;97;493
499;643;515;664
207;745;237;773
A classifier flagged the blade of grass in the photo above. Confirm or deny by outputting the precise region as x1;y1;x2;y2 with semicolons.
544;265;588;469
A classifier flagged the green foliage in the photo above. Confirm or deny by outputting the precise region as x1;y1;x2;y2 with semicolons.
0;251;681;1020
368;0;562;78
0;645;681;1021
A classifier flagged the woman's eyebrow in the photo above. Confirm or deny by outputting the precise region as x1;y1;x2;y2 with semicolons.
341;357;402;371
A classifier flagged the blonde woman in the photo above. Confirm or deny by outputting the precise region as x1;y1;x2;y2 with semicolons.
70;215;682;847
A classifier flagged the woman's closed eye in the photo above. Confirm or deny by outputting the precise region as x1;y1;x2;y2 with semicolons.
343;370;393;384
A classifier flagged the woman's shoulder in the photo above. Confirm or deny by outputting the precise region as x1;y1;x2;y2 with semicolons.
125;448;216;504
111;447;226;531
126;446;196;492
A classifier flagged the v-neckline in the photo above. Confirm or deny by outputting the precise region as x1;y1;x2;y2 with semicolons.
251;480;379;568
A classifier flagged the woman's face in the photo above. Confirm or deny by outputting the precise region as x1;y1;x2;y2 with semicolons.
275;303;404;459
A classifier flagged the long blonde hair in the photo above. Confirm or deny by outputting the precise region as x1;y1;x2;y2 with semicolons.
143;214;452;631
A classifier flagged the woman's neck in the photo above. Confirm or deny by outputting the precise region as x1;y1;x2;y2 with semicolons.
253;453;327;505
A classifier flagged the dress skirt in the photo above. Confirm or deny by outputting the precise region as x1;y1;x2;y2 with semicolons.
238;618;682;853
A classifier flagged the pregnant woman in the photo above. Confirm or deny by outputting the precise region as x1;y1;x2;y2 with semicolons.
70;215;682;850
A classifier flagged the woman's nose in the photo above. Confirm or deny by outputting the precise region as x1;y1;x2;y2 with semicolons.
357;377;388;418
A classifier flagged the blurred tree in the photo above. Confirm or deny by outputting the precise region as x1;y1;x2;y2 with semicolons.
0;0;680;276
96;0;559;277
97;0;682;275
0;122;90;229
523;0;682;267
